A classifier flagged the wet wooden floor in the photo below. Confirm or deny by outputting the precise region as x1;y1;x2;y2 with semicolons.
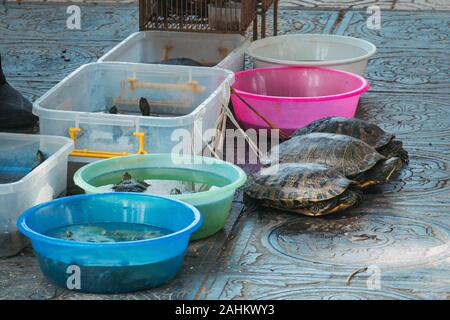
0;3;448;300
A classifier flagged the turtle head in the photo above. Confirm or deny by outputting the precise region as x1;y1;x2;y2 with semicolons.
109;106;118;114
36;150;45;164
377;140;409;164
369;157;403;185
139;98;151;116
300;189;363;216
122;172;132;180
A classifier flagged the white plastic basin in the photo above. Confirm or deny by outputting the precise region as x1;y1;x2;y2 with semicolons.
98;31;250;72
0;133;73;257
246;34;377;76
33;62;234;162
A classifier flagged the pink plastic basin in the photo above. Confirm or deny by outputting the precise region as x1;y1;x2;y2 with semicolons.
231;66;370;135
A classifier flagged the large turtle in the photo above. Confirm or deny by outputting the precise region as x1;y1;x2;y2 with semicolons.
244;163;363;216
112;172;149;192
269;133;403;189
293;117;408;163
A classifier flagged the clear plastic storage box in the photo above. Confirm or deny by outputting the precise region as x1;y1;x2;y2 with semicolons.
0;133;73;257
98;31;249;72
33;62;234;161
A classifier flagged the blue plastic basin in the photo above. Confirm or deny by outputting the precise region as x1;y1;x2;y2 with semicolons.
17;193;202;293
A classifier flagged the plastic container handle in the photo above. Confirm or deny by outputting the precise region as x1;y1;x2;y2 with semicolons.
69;127;148;158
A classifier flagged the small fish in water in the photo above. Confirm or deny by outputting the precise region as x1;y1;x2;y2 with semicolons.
160;57;204;67
113;172;150;193
139;98;151;116
109;106;118;114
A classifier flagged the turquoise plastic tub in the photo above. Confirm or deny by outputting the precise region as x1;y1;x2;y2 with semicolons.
17;193;202;293
74;154;247;240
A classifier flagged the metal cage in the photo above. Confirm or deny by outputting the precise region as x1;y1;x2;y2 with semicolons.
139;0;278;38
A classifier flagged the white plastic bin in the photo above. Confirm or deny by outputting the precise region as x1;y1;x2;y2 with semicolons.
33;62;234;162
0;133;73;257
98;31;249;72
246;34;377;76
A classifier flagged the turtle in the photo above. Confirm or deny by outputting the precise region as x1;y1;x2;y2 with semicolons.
269;132;403;189
160;57;204;67
108;105;118;114
292;117;409;163
244;163;363;216
139;97;151;116
112;172;149;192
31;150;45;171
170;188;183;195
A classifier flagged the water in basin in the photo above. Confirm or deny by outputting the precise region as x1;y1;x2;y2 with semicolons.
90;168;230;195
46;222;172;243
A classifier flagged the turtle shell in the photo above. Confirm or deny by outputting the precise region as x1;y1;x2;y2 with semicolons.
272;133;385;177
245;163;354;203
293;117;394;149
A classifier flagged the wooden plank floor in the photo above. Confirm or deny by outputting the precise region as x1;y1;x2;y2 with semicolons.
0;2;448;300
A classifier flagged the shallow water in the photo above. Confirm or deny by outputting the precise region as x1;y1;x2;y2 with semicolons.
100;107;186;117
90;168;230;195
101;179;219;195
0;169;31;184
46;222;172;243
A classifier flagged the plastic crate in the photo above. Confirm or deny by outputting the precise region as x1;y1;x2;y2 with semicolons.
33;62;234;162
98;31;249;72
0;133;73;257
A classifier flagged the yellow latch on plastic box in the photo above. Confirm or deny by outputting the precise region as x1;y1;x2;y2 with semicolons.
69;127;148;158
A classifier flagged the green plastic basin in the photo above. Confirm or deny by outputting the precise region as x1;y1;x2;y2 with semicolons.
73;154;247;240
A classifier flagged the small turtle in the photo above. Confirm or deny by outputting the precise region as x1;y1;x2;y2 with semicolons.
112;172;149;192
170;188;182;195
269;133;403;189
244;163;363;216
31;150;45;171
139;97;151;116
160;57;204;67
293;117;408;163
36;150;45;164
109;105;118;114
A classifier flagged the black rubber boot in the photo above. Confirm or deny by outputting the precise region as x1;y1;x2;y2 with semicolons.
0;54;38;130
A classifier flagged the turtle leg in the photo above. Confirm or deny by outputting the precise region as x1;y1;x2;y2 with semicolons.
354;157;403;188
245;190;361;216
378;140;409;164
299;189;362;216
279;190;361;216
299;198;339;216
243;193;261;210
323;189;363;215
